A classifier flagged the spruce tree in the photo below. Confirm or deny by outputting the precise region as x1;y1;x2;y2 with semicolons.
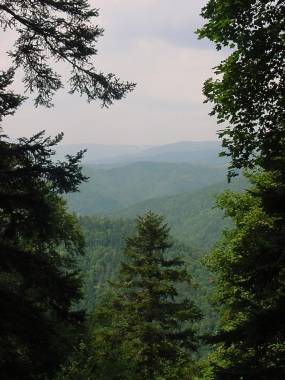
0;129;87;380
110;211;201;380
0;2;134;378
0;0;134;107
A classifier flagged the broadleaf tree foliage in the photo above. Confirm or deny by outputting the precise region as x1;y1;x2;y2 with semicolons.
197;0;284;176
204;172;285;379
0;0;135;107
198;1;285;379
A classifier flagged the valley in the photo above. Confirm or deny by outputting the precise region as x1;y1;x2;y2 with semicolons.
65;141;247;344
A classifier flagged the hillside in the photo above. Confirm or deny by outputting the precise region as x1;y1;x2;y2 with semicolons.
77;216;135;310
116;177;247;250
77;215;216;333
67;161;227;214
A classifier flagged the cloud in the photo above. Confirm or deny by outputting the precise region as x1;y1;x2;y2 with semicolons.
96;37;224;106
94;0;212;50
2;0;223;145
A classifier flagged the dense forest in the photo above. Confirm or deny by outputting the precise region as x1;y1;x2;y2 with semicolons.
0;1;284;379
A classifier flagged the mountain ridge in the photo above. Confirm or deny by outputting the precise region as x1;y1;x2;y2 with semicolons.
56;140;224;165
67;161;227;215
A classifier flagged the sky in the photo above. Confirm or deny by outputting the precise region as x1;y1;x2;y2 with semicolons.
1;0;226;146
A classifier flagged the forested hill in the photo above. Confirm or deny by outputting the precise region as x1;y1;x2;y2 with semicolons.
67;161;227;214
2;0;283;377
116;177;247;251
77;214;217;339
65;156;247;250
72;159;247;329
66;145;247;338
77;216;134;310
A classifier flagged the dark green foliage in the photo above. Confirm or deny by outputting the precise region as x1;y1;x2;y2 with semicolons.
197;0;284;176
77;215;135;310
0;2;134;379
117;177;247;251
56;297;136;380
56;214;203;379
103;212;201;380
75;215;216;351
0;0;134;107
198;2;285;377
0;69;25;122
89;300;137;380
203;171;285;379
0;131;86;380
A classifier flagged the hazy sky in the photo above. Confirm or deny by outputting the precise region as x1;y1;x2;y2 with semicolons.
2;0;225;145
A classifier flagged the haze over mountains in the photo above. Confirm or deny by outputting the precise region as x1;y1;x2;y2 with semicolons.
67;141;246;331
67;162;228;214
65;141;244;251
57;140;226;166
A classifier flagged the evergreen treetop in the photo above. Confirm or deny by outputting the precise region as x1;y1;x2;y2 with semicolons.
110;211;201;380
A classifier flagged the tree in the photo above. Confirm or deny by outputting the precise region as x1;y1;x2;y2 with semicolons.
0;0;134;108
197;0;284;176
0;129;88;380
197;2;285;378
203;172;285;379
100;212;201;380
0;2;134;378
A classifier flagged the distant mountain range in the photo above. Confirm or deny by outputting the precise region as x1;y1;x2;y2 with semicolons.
67;161;228;215
64;140;245;252
55;143;150;163
116;177;247;251
57;140;227;166
63;141;246;339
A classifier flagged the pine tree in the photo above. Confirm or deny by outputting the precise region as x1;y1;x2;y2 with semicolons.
109;211;201;380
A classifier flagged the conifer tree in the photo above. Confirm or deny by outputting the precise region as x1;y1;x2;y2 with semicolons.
0;0;134;107
0;129;87;380
109;211;201;380
0;2;134;378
